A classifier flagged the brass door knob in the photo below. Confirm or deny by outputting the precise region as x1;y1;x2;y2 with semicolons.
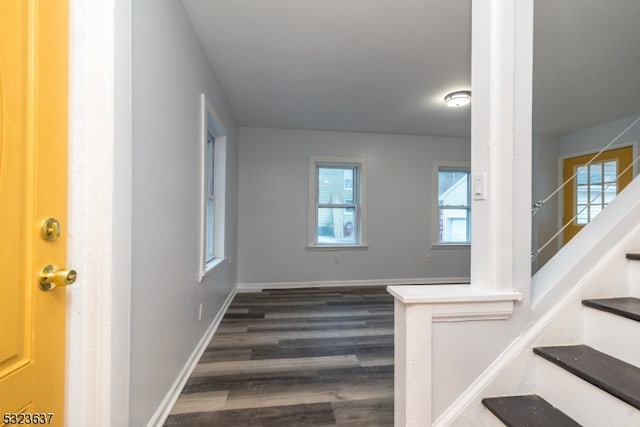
39;264;78;291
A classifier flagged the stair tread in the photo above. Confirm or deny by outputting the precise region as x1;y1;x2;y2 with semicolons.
534;345;640;410
482;394;581;427
626;253;640;261
582;297;640;322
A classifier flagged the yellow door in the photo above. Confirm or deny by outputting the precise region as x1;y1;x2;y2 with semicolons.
0;1;70;425
563;146;633;243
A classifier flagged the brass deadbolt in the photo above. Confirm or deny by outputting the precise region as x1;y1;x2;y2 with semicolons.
40;218;61;241
39;264;78;292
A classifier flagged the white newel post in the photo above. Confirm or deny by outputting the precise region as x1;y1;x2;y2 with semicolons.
394;299;433;427
389;286;521;426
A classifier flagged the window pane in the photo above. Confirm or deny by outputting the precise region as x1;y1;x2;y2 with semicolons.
576;204;589;224
589;204;602;220
439;208;469;243
318;167;354;204
603;160;617;183
343;169;353;190
576;165;588;185
589;163;602;185
588;186;602;205
604;184;617;203
206;135;215;195
317;207;357;245
438;171;469;207
576;185;589;204
205;198;215;260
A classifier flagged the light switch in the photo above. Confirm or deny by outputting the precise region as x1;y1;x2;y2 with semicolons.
473;173;486;200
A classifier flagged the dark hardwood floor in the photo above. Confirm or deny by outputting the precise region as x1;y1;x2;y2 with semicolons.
165;286;394;426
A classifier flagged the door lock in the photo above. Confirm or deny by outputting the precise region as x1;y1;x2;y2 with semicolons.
40;218;61;241
39;264;77;291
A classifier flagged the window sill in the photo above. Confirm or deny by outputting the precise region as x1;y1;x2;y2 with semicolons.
306;244;369;251
431;243;470;250
200;256;226;282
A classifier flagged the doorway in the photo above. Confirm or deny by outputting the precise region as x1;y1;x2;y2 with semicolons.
562;146;633;243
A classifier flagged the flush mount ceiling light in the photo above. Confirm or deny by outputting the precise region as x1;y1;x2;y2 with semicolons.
444;90;471;108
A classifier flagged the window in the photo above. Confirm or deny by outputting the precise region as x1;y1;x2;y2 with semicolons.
575;160;617;225
204;132;216;262
308;157;367;248
561;146;633;243
199;94;227;280
434;163;471;245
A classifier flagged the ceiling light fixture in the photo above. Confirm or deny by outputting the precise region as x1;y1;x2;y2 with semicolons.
444;90;471;108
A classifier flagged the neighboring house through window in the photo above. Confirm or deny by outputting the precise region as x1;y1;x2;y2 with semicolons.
308;156;367;248
199;94;227;280
434;162;471;245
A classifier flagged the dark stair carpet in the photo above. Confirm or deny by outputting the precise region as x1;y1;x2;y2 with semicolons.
482;394;581;427
626;253;640;261
533;345;640;410
582;297;640;322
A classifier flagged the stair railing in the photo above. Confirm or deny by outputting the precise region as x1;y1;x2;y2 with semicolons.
531;116;640;262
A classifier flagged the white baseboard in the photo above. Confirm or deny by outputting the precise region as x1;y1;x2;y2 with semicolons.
147;286;237;427
237;277;470;293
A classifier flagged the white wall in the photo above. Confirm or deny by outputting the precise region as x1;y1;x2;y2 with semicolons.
237;127;470;285
557;113;640;158
531;134;560;271
131;1;238;425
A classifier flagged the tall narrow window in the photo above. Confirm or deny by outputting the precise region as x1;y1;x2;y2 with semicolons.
434;163;471;244
204;132;216;263
199;94;227;280
308;157;367;248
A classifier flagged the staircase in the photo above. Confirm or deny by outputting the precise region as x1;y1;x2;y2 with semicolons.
481;254;640;426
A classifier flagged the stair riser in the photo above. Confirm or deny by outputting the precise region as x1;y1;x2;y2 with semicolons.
584;307;640;367
535;357;640;426
482;408;514;427
629;262;640;296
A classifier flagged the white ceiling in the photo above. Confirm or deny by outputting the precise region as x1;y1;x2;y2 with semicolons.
182;0;640;137
533;0;640;135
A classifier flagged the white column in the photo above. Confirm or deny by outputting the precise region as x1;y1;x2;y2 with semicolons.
470;0;533;294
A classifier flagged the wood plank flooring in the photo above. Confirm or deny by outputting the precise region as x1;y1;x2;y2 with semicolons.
165;286;394;426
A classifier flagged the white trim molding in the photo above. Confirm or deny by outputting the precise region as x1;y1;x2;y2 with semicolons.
198;94;228;282
307;156;368;249
237;277;471;293
388;284;521;427
431;161;472;247
387;285;521;322
67;0;132;426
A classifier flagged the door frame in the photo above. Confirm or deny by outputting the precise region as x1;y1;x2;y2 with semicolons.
556;140;639;252
66;0;131;425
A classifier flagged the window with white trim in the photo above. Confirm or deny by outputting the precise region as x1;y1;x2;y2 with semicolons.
204;131;216;262
199;94;227;280
434;163;471;245
308;157;367;248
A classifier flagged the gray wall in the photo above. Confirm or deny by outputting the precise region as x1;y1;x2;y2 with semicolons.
557;113;640;157
531;134;560;271
237;127;470;285
131;1;238;424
